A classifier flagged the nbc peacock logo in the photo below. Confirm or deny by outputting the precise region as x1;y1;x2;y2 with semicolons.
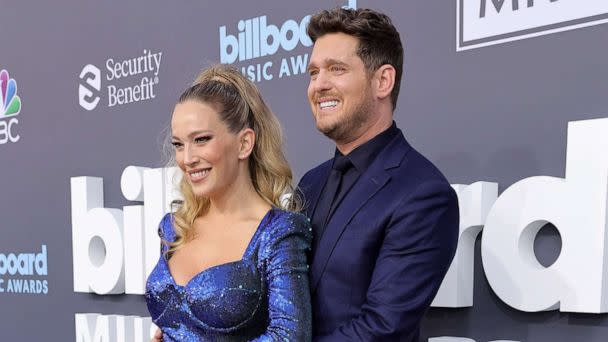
0;69;21;145
0;69;21;118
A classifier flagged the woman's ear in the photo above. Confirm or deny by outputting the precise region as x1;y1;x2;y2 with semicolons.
238;128;255;160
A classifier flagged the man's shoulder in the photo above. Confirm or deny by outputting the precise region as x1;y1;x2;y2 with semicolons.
299;159;332;187
401;147;448;179
387;140;453;197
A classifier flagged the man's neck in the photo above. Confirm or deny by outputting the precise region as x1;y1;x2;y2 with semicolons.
336;114;393;155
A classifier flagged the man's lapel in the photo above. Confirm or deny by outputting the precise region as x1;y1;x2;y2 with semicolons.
310;132;410;293
302;163;332;219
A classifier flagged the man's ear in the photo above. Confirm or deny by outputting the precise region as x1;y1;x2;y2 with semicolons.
238;128;255;160
373;64;396;101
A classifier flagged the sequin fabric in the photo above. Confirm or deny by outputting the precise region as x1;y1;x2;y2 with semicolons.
145;208;312;341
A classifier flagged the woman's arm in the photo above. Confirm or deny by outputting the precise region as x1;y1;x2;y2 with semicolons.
251;212;312;342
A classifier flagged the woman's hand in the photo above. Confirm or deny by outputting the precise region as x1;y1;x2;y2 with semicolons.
150;328;162;342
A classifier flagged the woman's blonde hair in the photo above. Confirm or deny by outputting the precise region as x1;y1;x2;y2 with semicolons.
166;64;299;252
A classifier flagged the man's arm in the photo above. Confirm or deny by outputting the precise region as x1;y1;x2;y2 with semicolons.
316;180;459;341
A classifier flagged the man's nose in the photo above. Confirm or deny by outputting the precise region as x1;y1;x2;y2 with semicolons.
311;70;332;92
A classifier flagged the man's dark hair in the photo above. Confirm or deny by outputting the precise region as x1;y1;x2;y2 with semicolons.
307;7;404;110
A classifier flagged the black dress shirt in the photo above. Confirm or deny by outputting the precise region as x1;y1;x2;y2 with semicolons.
312;121;400;243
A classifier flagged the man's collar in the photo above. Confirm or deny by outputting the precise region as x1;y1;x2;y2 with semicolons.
334;121;399;172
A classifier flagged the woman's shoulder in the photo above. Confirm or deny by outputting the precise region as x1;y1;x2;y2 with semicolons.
269;207;310;225
158;212;176;242
262;208;312;242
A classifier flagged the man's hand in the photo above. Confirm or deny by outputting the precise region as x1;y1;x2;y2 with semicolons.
150;328;162;342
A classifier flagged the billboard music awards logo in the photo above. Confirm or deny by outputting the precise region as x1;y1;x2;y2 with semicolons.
0;245;48;294
78;49;163;111
458;0;608;50
219;0;357;83
0;69;22;145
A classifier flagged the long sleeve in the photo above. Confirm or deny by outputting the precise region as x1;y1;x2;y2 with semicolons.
315;180;459;341
252;212;313;342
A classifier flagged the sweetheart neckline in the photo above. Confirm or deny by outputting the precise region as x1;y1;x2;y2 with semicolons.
164;208;274;288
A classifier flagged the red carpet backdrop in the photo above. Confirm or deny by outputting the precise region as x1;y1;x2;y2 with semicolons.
1;0;608;341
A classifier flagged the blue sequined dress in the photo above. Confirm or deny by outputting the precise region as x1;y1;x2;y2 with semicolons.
145;208;312;341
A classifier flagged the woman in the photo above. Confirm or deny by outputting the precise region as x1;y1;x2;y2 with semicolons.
145;65;312;341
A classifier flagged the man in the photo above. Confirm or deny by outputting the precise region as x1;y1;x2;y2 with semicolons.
299;7;459;341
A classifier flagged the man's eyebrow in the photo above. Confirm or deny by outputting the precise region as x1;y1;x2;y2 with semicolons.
325;58;347;66
308;58;348;71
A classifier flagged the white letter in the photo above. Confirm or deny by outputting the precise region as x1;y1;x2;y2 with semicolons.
220;26;239;63
71;177;104;292
121;166;149;201
75;313;110;342
432;182;498;307
35;245;48;276
85;208;125;294
133;317;156;341
114;315;135;342
123;205;145;294
8;118;19;143
143;167;181;277
0;120;7;144
260;16;280;57
299;15;312;46
343;0;357;10
482;118;608;313
279;19;300;52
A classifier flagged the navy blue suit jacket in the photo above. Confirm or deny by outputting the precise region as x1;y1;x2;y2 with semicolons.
298;130;459;341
